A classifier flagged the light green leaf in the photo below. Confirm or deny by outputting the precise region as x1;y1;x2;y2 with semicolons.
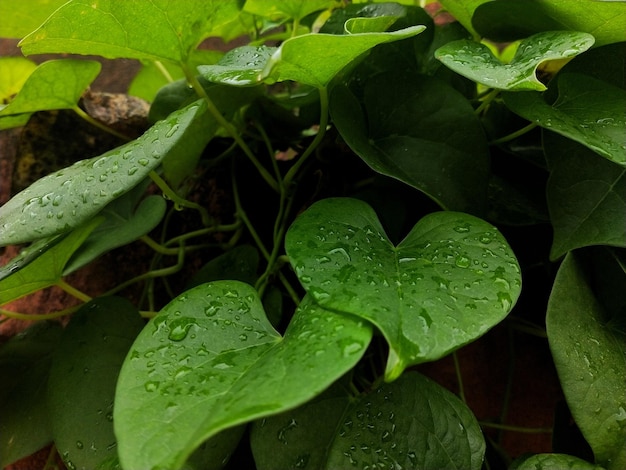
0;99;208;246
504;73;626;165
0;322;62;468
252;372;485;470
512;453;604;470
0;218;101;305
243;0;337;22
285;198;521;380
543;132;626;259
330;72;489;214
47;297;144;470
0;0;67;38
114;281;372;470
547;253;626;470
435;31;595;91
199;25;426;88
438;0;489;39
0;57;37;102
0;59;101;130
19;0;241;62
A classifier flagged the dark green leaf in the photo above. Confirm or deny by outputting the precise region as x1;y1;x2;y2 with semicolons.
115;282;372;470
285;198;521;380
0;99;207;246
547;253;626;470
512;453;603;470
435;31;594;91
182;426;246;470
330;72;489;214
186;245;260;289
47;297;144;470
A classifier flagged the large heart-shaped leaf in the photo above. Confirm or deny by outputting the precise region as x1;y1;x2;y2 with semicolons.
19;0;241;63
330;72;489;214
252;371;485;470
547;253;626;470
47;297;144;470
114;281;372;470
435;31;594;91
0;99;208;246
285;198;521;380
504;73;626;165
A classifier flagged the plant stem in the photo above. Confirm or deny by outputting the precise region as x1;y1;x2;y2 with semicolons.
57;279;92;302
0;305;81;321
452;351;467;403
490;122;538;145
474;88;500;115
72;105;132;141
479;422;552;434
154;60;175;83
149;171;212;226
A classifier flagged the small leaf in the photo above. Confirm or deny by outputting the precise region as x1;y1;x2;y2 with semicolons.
47;297;144;470
512;453;604;470
504;73;626;165
243;0;337;22
0;57;37;102
0;59;101;129
197;46;276;87
435;31;595;91
252;372;485;470
546;253;626;470
285;198;521;380
115;281;372;470
0;99;207;246
0;218;101;305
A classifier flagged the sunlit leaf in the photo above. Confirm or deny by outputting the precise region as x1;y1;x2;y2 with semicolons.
285;198;521;380
115;281;372;470
243;0;337;22
0;0;67;38
435;31;594;91
438;0;489;39
0;57;37;103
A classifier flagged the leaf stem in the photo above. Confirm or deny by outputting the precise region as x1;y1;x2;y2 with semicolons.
452;351;467;403
490;122;538;145
0;304;81;321
154;60;175;83
479;422;552;434
474;88;500;115
72;105;132;141
56;279;91;302
149;171;212;226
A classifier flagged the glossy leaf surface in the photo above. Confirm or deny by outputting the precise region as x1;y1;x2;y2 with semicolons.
435;31;594;91
0;100;207;246
115;281;372;470
285;198;521;380
252;372;485;470
47;297;144;470
547;254;626;470
0;218;101;305
19;0;241;62
330;72;489;214
504;73;626;165
513;453;603;470
0;60;101;129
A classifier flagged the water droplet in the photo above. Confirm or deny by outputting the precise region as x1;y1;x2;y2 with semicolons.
165;124;180;138
76;441;84;449
138;158;150;166
294;454;310;468
99;174;108;182
239;333;248;341
145;381;159;392
454;223;470;233
455;255;470;268
168;317;196;341
128;167;138;176
277;419;298;444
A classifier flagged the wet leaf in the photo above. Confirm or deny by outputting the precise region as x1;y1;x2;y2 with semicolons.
243;0;337;22
0;59;101;130
19;0;241;63
330;72;489;214
512;453;603;470
504;73;626;165
435;31;594;91
114;281;372;470
47;297;144;470
252;372;485;470
0;99;207;246
0;218;101;305
546;253;626;470
285;198;521;380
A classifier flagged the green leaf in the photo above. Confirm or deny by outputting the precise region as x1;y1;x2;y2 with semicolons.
512;453;604;470
546;253;626;470
285;198;521;380
114;281;372;470
47;297;144;470
0;59;101;129
319;2;407;35
186;245;260;289
0;218;101;305
0;0;67;38
0;322;62;467
19;0;241;63
243;0;337;22
330;72;489;214
435;31;595;91
199;25;426;88
0;57;37;103
472;0;626;47
251;372;485;470
543;132;626;259
183;426;246;470
504;73;626;165
438;0;489;39
0;99;208;246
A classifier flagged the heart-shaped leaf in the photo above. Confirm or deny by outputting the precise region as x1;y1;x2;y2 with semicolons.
435;31;594;91
512;453;603;470
504;73;626;165
47;297;144;470
285;198;521;380
0;99;208;246
0;59;101;130
252;372;485;470
114;281;372;470
547;253;626;470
